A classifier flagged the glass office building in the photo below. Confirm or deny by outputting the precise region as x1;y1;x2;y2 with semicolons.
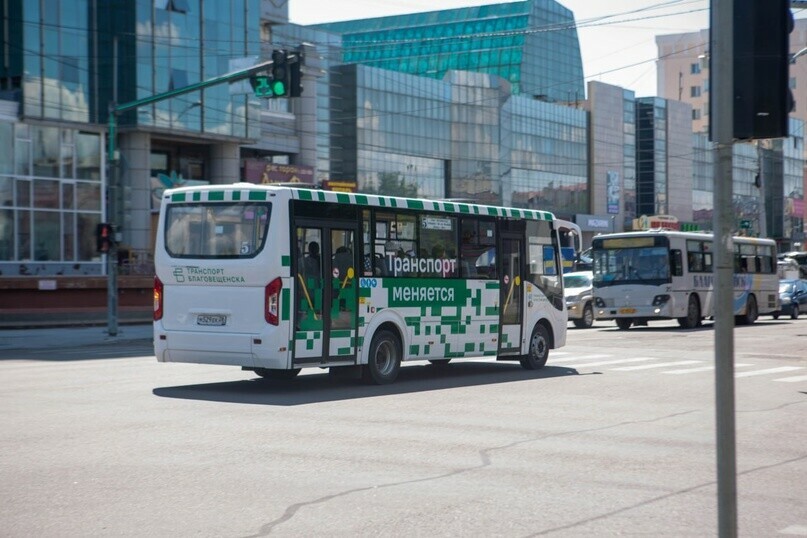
314;0;584;103
330;64;588;217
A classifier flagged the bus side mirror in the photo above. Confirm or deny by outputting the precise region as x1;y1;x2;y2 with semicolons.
670;249;683;277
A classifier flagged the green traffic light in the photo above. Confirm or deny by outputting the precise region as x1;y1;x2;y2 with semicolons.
271;80;287;96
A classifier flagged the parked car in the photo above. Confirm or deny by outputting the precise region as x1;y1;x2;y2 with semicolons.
563;270;595;328
772;279;807;319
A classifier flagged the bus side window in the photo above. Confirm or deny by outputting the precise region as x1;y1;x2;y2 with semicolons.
670;249;684;276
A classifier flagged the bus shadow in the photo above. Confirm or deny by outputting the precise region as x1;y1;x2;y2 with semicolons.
152;362;580;406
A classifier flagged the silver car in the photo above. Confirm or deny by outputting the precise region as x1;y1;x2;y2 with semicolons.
563;270;595;328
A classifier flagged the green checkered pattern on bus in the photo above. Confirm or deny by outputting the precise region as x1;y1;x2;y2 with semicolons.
358;278;504;360
295;330;322;351
167;186;554;222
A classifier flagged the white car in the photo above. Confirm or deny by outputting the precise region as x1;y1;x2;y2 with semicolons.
563;270;595;328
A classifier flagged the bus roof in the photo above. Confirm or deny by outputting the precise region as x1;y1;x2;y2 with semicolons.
163;183;556;222
592;229;776;245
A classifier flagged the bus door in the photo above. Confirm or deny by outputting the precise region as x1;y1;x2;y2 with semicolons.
293;222;359;364
498;233;524;355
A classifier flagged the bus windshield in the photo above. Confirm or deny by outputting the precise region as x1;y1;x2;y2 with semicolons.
165;202;271;259
593;244;671;286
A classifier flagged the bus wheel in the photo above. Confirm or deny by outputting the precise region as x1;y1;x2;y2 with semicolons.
254;367;301;380
615;318;632;330
520;324;549;370
678;295;701;329
363;329;401;385
573;303;594;329
742;295;758;325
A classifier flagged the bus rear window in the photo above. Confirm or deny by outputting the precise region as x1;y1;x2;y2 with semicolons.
164;202;271;258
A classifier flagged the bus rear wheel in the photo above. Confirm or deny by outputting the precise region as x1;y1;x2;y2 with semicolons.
363;329;401;385
615;318;632;330
520;324;549;370
254;367;301;380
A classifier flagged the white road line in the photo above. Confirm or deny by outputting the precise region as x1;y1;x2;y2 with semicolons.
735;366;804;378
662;363;754;375
553;354;613;363
570;357;658;368
773;375;807;383
612;360;702;371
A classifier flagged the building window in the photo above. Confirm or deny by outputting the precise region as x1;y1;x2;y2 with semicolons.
690;63;701;75
690;86;701;98
692;109;701;120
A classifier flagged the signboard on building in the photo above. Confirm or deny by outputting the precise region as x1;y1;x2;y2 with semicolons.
574;214;613;232
633;214;681;231
243;160;315;185
606;171;620;215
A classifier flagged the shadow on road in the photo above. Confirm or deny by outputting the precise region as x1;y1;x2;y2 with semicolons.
153;362;580;406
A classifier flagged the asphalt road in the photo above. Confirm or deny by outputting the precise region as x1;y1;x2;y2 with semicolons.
1;318;805;537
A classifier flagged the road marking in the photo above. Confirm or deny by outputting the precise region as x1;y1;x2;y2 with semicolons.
553;354;613;363
611;360;702;371
571;357;658;368
661;363;754;375
735;366;804;378
779;524;807;536
773;375;807;383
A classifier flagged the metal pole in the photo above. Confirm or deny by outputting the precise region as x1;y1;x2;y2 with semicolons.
710;0;737;535
107;38;119;336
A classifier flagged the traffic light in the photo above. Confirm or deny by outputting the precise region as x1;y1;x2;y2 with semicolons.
270;50;290;97
733;0;794;140
96;223;114;254
289;51;303;97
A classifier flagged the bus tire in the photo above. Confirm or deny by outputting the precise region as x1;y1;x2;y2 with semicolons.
254;367;301;380
615;318;632;330
519;323;549;370
741;294;758;325
573;303;594;329
363;329;401;385
678;295;701;329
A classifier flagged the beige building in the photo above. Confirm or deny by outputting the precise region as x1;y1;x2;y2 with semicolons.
656;19;807;134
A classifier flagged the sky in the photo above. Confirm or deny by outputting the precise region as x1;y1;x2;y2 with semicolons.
288;0;715;98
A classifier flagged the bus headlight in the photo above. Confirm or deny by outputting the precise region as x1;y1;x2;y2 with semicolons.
652;294;670;306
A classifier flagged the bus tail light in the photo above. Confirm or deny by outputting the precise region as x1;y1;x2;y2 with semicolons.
153;276;164;321
265;277;282;325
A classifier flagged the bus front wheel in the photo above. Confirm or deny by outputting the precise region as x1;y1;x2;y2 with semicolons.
678;295;701;329
738;294;758;325
615;318;632;330
520;324;549;370
363;329;401;385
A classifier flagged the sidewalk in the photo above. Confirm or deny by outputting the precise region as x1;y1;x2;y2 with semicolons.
0;324;152;351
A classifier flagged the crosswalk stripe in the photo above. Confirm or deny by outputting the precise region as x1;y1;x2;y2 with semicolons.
612;360;702;371
735;366;804;378
571;357;657;368
662;363;754;375
552;354;613;363
773;374;807;383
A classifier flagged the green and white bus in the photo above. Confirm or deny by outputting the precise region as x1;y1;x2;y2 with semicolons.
153;184;567;384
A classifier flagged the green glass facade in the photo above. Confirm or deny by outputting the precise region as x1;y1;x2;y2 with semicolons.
314;0;584;103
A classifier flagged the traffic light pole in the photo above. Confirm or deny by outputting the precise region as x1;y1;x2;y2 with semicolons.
711;1;738;536
105;59;274;336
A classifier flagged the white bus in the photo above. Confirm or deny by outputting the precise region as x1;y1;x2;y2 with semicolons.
591;230;779;330
153;184;568;384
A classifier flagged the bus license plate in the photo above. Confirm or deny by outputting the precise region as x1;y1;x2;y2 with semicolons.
197;314;227;326
619;308;636;314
